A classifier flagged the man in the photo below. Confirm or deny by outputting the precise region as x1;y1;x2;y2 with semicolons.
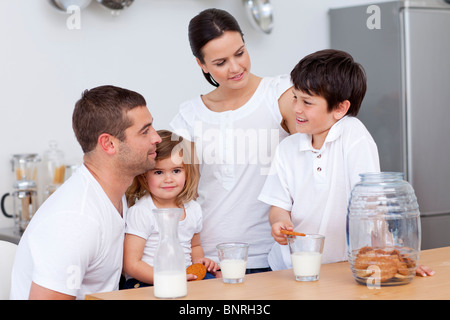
10;85;161;299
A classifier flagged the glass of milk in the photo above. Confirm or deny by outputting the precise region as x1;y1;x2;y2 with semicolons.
216;242;249;283
288;234;325;281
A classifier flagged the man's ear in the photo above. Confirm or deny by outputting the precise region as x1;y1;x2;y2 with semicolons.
98;133;117;155
334;100;351;120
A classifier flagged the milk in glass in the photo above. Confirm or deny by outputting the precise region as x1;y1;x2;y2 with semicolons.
291;252;322;279
220;259;247;280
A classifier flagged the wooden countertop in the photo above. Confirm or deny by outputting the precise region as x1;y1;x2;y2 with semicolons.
85;246;450;300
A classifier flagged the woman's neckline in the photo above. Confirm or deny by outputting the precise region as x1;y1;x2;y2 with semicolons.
199;74;263;114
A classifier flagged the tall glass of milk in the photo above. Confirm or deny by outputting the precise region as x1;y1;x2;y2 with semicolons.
216;242;249;283
288;234;325;281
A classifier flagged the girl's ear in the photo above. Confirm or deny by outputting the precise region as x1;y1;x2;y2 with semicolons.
333;100;351;120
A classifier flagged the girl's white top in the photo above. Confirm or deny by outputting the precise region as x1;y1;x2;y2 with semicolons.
125;195;202;279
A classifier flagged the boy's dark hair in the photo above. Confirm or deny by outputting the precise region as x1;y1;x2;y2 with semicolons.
290;49;366;116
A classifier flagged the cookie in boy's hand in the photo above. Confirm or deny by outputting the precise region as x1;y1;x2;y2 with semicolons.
186;263;207;281
280;229;306;237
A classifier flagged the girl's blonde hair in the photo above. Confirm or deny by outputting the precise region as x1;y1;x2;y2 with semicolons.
126;130;200;207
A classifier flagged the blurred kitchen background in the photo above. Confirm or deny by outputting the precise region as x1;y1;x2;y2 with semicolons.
1;0;449;249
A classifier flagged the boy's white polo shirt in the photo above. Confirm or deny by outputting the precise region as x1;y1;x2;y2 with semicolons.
258;116;380;268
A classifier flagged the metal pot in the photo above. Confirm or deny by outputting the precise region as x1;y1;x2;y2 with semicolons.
242;0;274;34
48;0;92;11
96;0;134;11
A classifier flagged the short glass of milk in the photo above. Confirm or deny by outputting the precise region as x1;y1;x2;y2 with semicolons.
216;242;249;284
288;234;325;281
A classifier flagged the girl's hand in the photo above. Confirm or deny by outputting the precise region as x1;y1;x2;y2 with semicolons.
187;258;221;280
195;257;220;273
186;274;198;281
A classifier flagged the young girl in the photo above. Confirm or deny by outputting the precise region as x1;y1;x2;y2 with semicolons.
123;130;219;289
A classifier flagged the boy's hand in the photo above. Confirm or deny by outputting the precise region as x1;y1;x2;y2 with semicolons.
271;221;294;245
269;206;293;245
416;265;435;277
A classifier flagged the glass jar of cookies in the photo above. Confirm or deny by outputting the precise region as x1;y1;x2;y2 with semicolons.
347;172;421;286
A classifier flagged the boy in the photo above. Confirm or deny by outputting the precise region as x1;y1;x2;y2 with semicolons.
258;49;380;269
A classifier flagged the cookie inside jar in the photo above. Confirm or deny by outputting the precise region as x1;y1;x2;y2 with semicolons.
350;246;419;286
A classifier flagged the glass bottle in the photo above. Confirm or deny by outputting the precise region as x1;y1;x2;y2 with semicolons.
347;172;421;286
11;153;41;182
43;140;65;199
153;208;187;298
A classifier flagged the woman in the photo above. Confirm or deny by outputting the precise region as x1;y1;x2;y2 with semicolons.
170;8;296;273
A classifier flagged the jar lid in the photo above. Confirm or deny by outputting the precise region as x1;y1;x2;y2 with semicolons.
13;180;37;190
12;153;41;163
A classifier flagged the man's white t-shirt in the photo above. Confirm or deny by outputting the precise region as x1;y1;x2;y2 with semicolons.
10;165;127;300
258;116;380;268
124;195;202;277
170;75;291;268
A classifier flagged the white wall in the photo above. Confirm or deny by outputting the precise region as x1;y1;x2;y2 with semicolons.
0;0;378;228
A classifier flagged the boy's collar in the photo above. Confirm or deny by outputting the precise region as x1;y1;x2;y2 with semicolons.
298;116;348;152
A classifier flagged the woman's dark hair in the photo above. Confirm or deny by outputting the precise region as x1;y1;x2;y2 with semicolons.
290;49;367;116
188;8;244;87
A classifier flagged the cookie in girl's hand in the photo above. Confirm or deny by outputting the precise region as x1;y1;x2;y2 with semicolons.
186;263;207;280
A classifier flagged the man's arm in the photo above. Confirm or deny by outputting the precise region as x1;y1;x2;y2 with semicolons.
28;282;75;300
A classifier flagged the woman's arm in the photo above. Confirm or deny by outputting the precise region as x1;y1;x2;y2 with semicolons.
278;86;297;134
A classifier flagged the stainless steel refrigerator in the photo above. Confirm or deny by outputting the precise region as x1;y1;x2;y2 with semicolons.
329;0;450;249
